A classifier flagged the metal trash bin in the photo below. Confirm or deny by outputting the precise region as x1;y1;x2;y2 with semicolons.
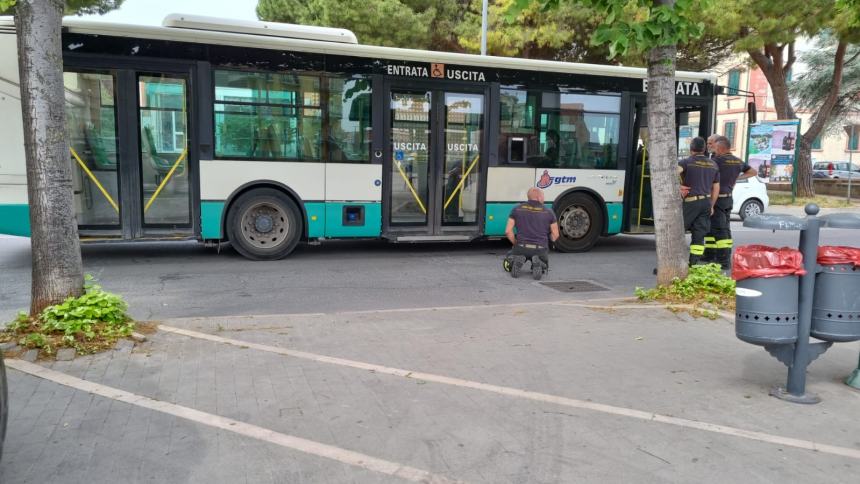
811;260;860;342
736;275;799;345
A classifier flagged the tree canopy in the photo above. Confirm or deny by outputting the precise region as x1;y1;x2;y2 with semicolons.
256;0;460;50
705;0;860;196
790;35;860;137
0;0;124;15
458;0;607;62
256;0;731;69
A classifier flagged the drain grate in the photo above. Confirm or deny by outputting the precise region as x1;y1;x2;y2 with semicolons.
540;280;610;293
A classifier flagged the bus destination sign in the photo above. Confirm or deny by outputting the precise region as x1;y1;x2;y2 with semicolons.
641;79;702;96
386;63;487;82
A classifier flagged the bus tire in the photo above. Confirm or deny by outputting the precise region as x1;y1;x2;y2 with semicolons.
554;193;603;253
226;188;302;260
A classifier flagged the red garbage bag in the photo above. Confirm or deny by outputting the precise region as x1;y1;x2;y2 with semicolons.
732;245;806;281
818;246;860;266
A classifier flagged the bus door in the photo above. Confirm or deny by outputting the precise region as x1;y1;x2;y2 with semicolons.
382;81;488;241
621;94;713;234
64;63;196;240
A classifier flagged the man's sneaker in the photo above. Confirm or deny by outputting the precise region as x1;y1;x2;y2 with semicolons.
510;256;526;278
502;258;512;273
531;256;546;280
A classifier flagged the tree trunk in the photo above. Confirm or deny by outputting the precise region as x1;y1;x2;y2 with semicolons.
796;41;849;198
747;40;847;198
796;135;814;197
766;73;797;120
16;0;84;315
647;43;688;285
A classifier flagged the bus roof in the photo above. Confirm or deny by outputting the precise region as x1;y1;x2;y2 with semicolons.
162;14;358;44
0;15;716;84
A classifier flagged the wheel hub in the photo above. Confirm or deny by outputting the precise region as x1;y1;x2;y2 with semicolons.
254;214;274;233
559;206;590;239
240;202;290;250
745;203;762;217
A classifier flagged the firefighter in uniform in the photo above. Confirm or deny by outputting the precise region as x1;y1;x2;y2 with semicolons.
704;135;757;268
678;137;720;266
502;187;560;280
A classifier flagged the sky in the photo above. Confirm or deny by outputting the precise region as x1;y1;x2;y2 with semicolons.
77;0;259;26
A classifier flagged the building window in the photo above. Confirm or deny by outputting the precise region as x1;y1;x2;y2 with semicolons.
811;135;822;150
727;69;741;95
849;125;860;151
724;121;736;148
499;89;620;169
214;70;322;161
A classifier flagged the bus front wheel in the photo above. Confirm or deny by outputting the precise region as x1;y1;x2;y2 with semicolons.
554;193;603;253
226;188;302;260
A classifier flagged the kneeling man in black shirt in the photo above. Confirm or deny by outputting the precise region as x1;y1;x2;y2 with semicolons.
503;187;560;280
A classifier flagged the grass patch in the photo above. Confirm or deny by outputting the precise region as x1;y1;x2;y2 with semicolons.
635;264;735;319
1;276;134;358
768;192;856;208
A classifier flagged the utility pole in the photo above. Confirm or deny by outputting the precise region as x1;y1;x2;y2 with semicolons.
481;0;488;56
848;124;855;204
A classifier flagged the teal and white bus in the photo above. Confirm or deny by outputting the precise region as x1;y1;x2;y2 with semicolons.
0;15;716;260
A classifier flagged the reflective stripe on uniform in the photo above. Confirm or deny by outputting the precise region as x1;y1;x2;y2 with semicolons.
704;236;717;249
690;244;705;255
716;239;734;249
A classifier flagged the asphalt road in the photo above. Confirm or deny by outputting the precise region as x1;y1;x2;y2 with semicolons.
1;219;859;322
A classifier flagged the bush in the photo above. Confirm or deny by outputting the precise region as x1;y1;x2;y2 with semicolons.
1;276;133;357
635;264;735;319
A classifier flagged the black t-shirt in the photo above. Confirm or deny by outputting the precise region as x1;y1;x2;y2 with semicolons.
713;153;751;194
509;201;557;246
679;154;720;197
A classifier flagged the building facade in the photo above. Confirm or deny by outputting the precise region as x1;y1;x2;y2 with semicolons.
713;62;859;170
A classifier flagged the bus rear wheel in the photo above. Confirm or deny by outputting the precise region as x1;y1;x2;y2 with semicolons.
226;188;302;260
554;193;603;252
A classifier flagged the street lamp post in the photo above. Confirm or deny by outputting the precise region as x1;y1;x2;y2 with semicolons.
480;0;488;56
848;124;855;204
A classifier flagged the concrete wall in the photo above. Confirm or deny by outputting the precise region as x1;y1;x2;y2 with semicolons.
768;180;860;199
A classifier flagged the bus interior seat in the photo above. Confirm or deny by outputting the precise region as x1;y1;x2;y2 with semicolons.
142;126;184;184
84;124;116;171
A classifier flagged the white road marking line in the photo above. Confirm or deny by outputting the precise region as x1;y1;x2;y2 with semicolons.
159;325;860;462
162;297;637;324
6;359;464;484
557;303;736;322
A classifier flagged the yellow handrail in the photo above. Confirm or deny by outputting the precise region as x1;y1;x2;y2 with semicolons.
443;153;480;210
144;148;188;213
70;147;119;213
393;158;427;214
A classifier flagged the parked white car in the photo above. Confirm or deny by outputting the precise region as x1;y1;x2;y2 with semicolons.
732;176;769;220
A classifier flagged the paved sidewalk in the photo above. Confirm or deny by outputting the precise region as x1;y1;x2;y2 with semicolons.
2;301;859;483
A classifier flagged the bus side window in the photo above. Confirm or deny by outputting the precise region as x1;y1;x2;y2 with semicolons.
327;77;372;163
213;69;321;162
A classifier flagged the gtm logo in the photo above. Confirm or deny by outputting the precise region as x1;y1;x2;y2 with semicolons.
536;170;576;189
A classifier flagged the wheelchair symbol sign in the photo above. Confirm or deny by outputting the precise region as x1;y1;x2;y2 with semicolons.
395;150;404;161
